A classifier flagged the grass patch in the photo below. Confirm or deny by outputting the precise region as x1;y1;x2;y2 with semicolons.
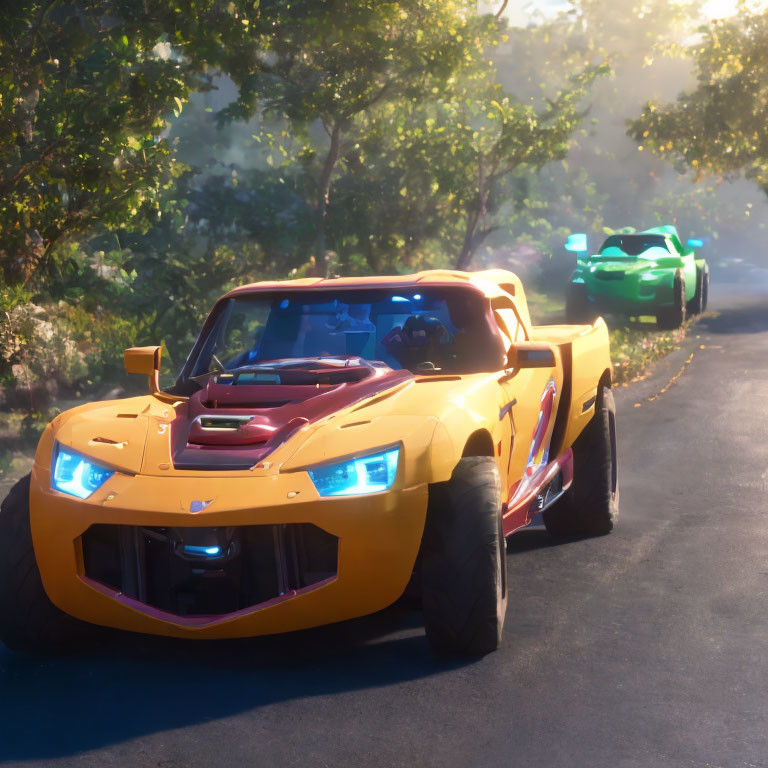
527;290;564;324
610;320;692;386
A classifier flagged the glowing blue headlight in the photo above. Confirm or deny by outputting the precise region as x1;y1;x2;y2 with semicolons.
308;447;400;497
52;445;114;499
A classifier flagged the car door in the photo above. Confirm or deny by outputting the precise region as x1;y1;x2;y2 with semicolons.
491;298;563;532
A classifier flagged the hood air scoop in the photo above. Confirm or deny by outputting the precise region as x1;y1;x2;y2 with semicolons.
171;359;413;471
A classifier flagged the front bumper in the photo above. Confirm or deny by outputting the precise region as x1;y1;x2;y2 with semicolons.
29;464;428;639
574;271;675;314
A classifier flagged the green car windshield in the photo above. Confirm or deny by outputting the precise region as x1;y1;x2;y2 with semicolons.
599;234;670;257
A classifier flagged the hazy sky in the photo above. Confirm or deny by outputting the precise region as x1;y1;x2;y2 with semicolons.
492;0;768;25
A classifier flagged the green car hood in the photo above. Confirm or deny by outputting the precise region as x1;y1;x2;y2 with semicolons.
584;257;661;275
597;245;670;262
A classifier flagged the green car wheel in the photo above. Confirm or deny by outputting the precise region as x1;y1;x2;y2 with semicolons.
687;265;709;315
656;270;686;330
686;268;704;316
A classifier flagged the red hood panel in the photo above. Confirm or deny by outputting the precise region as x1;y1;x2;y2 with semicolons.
171;363;413;470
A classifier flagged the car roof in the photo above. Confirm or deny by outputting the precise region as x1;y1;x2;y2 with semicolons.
639;225;679;238
225;269;519;300
223;268;533;336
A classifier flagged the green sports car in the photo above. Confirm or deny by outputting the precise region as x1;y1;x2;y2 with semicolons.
565;226;709;329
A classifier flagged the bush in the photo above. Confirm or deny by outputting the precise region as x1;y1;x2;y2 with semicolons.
0;302;88;407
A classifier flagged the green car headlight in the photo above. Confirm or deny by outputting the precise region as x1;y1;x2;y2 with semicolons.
308;447;400;497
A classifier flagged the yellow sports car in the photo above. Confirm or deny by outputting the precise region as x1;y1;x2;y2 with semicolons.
0;270;618;657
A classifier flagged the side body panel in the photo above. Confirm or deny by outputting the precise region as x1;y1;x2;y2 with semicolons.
681;251;697;301
530;318;612;452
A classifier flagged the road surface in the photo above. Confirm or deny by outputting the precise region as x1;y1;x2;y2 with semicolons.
1;285;767;767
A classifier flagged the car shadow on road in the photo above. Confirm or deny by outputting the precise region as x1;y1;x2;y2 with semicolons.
505;526;577;554
0;600;470;762
699;301;768;335
0;527;569;762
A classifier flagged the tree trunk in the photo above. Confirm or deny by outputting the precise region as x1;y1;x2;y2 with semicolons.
456;203;482;271
456;160;490;271
313;120;342;273
364;234;379;275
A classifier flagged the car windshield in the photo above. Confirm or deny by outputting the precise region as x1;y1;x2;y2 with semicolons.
599;234;670;257
180;286;505;385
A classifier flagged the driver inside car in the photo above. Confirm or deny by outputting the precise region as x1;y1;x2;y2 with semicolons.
381;314;452;371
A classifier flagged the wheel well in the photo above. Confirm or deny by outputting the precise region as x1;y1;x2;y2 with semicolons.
598;368;612;393
462;429;495;457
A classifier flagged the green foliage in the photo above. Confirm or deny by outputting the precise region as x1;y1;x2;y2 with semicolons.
58;302;156;386
0;0;260;289
488;0;695;233
216;1;601;269
223;0;482;124
629;10;768;195
0;0;739;430
219;1;494;264
0;301;88;394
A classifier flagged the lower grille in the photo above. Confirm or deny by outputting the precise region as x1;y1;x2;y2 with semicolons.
80;523;338;617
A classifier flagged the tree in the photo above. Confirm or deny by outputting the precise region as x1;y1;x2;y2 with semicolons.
488;0;698;232
330;64;606;272
426;68;606;270
219;1;604;271
0;0;259;295
629;10;768;196
219;1;507;266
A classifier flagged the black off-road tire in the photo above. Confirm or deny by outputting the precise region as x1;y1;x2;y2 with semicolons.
543;386;619;537
686;267;705;316
700;267;709;312
421;457;507;657
565;283;599;325
0;474;96;654
656;270;687;330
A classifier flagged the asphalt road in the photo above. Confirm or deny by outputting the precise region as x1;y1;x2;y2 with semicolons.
2;285;767;768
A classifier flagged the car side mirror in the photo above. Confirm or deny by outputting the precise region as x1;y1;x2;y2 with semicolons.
506;342;557;370
565;233;588;253
687;238;703;249
124;346;162;394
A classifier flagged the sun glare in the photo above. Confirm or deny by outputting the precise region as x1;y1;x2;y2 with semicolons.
702;0;768;16
490;0;768;23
